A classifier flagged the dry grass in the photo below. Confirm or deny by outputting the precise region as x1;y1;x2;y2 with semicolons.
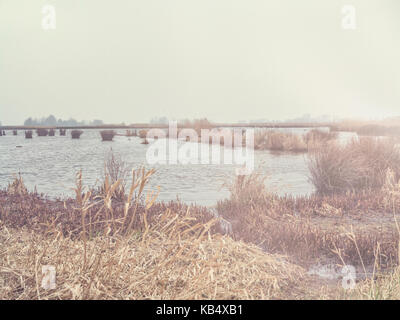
36;128;49;137
345;267;400;300
0;215;305;300
0;172;305;300
308;137;400;194
7;174;28;196
217;172;400;268
180;118;213;135
304;129;337;144
100;130;116;141
254;129;335;152
138;130;148;139
254;130;307;152
25;131;33;139
71;130;83;139
331;119;400;137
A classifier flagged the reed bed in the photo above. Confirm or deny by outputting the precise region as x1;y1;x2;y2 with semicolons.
100;130;116;141
308;137;400;194
49;129;55;136
0;213;304;300
331;120;400;137
254;129;336;152
0;169;218;238
180;118;213;135
60;129;67;136
138;130;148;139
36;128;49;137
0;172;305;300
126;130;136;137
217;172;400;268
71;130;83;139
25;131;33;139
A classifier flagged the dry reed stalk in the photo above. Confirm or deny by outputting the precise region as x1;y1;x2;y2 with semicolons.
0;209;305;300
7;174;28;196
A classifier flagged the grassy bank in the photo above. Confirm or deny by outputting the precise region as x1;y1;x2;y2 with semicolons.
0;172;307;300
2;139;400;299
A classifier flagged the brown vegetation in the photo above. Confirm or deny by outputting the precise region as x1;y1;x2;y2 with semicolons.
330;119;400;137
180;118;213;135
36;128;49;137
71;130;83;139
100;130;116;141
138;129;148;139
308;137;400;194
0;172;305;300
0;211;304;299
254;129;336;152
25;131;33;139
217;172;400;269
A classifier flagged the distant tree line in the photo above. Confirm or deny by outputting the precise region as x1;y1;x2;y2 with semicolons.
23;115;104;126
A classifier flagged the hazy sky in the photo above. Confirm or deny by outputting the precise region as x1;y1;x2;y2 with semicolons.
1;0;400;124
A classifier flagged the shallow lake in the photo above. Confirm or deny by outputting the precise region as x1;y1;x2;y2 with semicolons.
0;128;356;206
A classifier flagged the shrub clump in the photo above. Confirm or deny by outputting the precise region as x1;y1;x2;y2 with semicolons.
308;137;400;194
71;130;83;139
100;130;116;141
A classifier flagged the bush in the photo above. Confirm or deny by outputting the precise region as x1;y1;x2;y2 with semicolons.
100;130;116;141
36;128;49;136
254;130;308;152
71;130;83;139
308;138;400;194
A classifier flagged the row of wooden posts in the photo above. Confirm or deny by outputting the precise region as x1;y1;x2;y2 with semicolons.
0;129;139;141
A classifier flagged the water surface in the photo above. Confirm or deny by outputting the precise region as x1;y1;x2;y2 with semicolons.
0;128;352;206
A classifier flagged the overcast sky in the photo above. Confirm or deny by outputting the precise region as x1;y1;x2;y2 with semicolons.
1;0;400;124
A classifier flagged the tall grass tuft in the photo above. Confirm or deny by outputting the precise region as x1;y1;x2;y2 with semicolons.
138;129;148;139
36;128;49;137
7;174;28;196
25;131;33;139
100;130;116;141
254;130;308;152
71;130;83;139
308;137;400;194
